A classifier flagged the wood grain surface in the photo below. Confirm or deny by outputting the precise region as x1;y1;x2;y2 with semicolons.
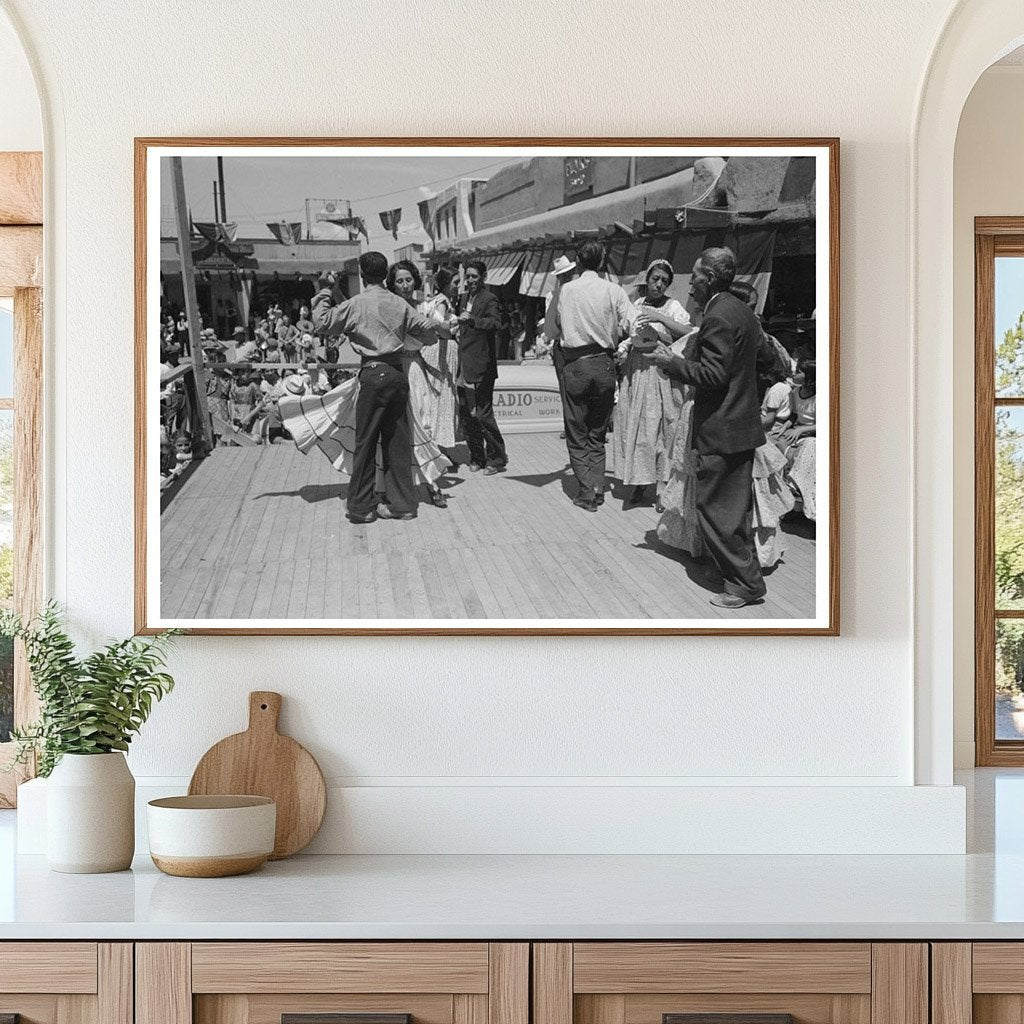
869;945;927;1024
191;942;490;994
573;943;871;994
136;943;192;1024
0;152;42;225
930;944;971;1024
0;226;41;295
0;942;97;994
188;690;326;858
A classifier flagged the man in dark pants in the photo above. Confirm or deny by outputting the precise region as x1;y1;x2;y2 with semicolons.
542;254;578;440
457;261;508;475
650;247;767;608
311;251;449;524
551;240;633;511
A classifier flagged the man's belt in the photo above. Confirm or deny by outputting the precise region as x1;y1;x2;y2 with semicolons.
359;353;404;369
561;342;613;365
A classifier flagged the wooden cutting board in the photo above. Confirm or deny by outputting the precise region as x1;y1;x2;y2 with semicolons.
188;691;326;859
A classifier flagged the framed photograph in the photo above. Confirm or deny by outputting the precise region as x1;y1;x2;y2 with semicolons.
135;137;838;635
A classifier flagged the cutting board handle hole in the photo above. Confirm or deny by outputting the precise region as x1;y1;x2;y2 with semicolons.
260;703;268;710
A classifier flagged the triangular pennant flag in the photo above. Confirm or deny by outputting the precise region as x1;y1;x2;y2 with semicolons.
267;221;302;246
417;196;436;239
379;207;402;240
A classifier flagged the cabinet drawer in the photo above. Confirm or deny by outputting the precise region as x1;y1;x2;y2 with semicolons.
139;943;528;1024
0;943;130;1024
191;943;491;994
0;942;99;993
533;944;925;1024
572;944;872;994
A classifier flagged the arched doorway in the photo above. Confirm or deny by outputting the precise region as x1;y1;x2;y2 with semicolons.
913;2;1024;785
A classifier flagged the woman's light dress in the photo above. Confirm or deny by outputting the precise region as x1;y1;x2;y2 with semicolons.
413;294;460;449
279;321;451;489
782;387;816;522
612;297;692;489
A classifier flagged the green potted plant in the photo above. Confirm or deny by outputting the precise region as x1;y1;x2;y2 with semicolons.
1;603;178;873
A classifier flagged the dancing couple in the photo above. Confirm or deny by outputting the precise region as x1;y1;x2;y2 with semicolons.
281;251;454;524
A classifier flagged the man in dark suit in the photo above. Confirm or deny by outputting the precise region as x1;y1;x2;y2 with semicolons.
457;261;508;474
650;247;767;608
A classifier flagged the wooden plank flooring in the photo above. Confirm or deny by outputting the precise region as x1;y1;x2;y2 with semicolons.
159;433;817;622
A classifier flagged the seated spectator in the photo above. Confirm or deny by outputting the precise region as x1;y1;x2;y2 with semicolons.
776;357;817;521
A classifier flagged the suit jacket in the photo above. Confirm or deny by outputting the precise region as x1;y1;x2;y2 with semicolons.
669;290;766;455
458;287;501;384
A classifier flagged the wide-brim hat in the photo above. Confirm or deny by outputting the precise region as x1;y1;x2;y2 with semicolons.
552;255;576;277
283;375;306;396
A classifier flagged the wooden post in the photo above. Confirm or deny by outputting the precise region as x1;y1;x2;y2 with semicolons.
169;156;214;453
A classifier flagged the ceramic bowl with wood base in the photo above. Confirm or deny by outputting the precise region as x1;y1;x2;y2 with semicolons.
147;795;276;877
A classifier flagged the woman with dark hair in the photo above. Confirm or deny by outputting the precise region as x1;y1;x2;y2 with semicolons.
612;258;694;509
387;259;451;508
418;265;460;451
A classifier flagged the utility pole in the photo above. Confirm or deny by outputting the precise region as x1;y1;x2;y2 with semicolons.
217;156;227;221
171;156;214;454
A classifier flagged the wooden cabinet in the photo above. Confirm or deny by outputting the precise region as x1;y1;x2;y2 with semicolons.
0;937;949;1024
0;943;131;1024
532;944;928;1024
136;944;528;1024
932;943;1024;1024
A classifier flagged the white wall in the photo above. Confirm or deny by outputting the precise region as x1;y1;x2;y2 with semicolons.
0;8;40;151
952;65;1024;767
0;0;975;852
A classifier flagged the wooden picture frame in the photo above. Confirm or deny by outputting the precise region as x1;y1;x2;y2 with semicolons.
135;137;839;636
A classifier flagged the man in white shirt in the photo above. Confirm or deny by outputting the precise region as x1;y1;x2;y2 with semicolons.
552;240;634;511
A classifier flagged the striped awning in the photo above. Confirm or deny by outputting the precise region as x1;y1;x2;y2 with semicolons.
480;251;525;287
518;248;574;298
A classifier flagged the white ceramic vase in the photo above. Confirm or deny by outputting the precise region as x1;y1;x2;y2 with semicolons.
46;752;135;873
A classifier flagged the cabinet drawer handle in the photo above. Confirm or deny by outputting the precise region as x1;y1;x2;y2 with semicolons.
283;1015;411;1024
664;1016;795;1024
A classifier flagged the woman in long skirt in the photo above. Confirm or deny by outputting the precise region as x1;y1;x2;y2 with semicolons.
417;265;461;452
612;259;694;509
387;259;452;507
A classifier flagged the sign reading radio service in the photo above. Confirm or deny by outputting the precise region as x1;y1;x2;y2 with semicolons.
492;363;563;434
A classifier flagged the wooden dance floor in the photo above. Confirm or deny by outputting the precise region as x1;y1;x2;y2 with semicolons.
159;433;817;622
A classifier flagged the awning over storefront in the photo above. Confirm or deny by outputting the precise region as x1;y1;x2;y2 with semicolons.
480;250;525;287
514;226;779;308
457;166;698;254
161;258;333;277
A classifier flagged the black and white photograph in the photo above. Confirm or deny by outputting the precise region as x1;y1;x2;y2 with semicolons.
138;141;837;634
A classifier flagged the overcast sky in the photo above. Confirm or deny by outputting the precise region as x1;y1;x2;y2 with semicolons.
159;154;523;261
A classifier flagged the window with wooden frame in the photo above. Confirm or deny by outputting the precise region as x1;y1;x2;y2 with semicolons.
0;151;44;806
976;218;1024;765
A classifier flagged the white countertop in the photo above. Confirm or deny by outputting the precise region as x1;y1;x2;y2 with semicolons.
1;769;1022;941
2;849;1024;940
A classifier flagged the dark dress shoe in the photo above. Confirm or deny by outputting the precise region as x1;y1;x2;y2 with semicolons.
572;495;600;513
483;462;507;476
347;510;377;524
428;489;448;508
376;503;417;521
594;492;605;506
709;592;756;609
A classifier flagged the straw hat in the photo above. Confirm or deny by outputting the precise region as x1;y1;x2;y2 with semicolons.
283;375;306;396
